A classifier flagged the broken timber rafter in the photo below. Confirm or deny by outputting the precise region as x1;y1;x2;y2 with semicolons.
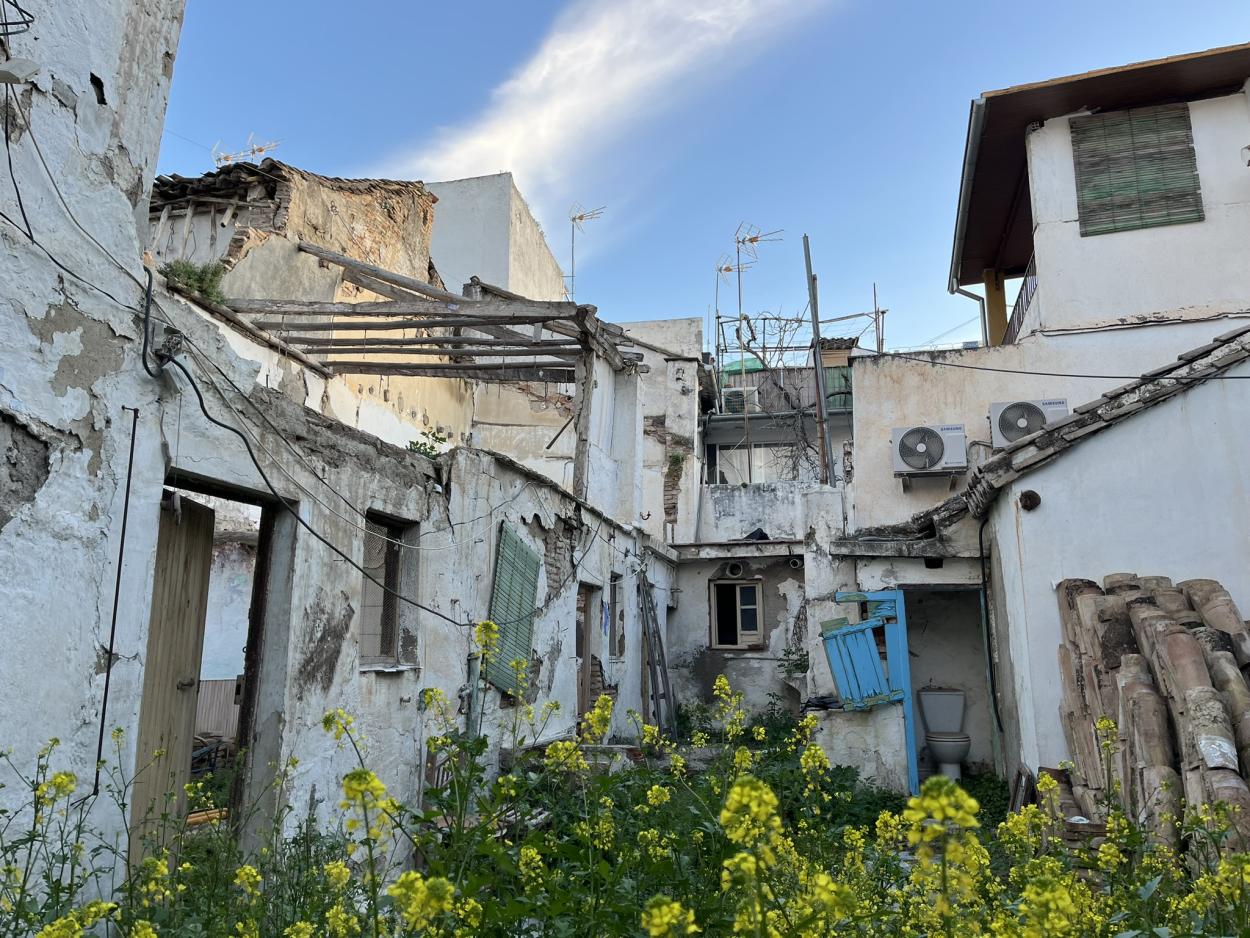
297;241;473;306
328;362;575;383
250;317;555;333
309;346;583;358
291;335;582;348
227;296;580;321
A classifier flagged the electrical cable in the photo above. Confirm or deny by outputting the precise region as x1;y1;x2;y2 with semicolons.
4;124;646;633
4;87;31;238
856;344;1250;381
163;355;470;630
90;405;140;797
0;0;32;36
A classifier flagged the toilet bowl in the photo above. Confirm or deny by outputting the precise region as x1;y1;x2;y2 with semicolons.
918;687;972;780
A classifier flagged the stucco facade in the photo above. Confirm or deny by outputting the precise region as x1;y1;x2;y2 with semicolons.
426;173;566;301
1022;83;1250;334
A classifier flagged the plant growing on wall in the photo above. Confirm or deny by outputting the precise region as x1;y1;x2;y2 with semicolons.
159;259;227;305
408;428;449;460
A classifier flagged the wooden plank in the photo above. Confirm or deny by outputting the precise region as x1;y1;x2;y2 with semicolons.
292;335;582;348
165;283;332;378
571;346;594;499
132;495;215;860
252;316;556;333
298;240;482;305
329;359;575;372
228;296;579;321
313;346;583;358
341;267;432;303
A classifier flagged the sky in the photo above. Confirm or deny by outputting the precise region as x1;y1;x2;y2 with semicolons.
157;0;1250;349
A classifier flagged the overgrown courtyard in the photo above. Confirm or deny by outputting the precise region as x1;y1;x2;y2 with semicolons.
3;667;1249;937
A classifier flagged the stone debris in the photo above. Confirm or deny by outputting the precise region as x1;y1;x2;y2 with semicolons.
1056;573;1250;849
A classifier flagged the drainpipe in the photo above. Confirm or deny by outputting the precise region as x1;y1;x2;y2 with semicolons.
956;287;989;348
978;516;1006;774
949;98;988;345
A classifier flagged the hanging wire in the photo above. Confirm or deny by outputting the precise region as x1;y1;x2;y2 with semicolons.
0;0;34;37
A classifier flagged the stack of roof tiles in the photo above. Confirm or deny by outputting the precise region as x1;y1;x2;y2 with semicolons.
1056;574;1250;849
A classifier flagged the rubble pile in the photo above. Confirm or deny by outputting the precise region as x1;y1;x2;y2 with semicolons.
1056;573;1250;847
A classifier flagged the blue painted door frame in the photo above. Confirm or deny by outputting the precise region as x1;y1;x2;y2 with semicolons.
824;590;918;795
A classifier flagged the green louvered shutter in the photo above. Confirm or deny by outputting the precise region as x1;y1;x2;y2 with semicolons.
486;523;541;691
1070;103;1204;237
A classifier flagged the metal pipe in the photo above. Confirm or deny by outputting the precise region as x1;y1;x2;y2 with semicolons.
956;286;989;348
91;405;140;796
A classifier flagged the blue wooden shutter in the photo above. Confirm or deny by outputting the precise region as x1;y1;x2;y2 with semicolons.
486;523;541;691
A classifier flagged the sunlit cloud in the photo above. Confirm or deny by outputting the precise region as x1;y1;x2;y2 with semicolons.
378;0;830;225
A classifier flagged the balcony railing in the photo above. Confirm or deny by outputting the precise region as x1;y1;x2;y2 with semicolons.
1002;254;1037;345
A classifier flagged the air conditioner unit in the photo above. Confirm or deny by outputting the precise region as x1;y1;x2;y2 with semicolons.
989;398;1069;449
891;424;968;475
723;387;759;415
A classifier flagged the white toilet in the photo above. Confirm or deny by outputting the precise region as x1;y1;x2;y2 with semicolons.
918;687;972;780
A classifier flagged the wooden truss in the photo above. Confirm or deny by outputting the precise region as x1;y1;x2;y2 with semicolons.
219;241;644;384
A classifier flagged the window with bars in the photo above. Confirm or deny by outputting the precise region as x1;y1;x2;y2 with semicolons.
712;580;764;649
361;515;405;663
1070;103;1204;237
486;522;542;692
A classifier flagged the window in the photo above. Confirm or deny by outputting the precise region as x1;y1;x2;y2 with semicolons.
361;515;405;662
609;573;625;659
486;522;542;692
1070;103;1204;237
712;580;764;649
707;444;802;484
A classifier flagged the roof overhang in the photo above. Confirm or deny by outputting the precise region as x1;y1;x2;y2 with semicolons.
949;42;1250;291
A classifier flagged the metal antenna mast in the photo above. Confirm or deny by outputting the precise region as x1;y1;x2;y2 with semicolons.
567;203;604;301
732;223;782;379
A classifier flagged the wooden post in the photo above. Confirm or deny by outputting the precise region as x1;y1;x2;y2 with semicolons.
803;235;832;484
983;269;1008;345
571;346;595;500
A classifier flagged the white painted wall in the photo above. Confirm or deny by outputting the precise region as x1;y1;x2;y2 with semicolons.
201;540;254;681
1024;86;1250;332
427;173;565;301
991;357;1250;772
849;317;1250;530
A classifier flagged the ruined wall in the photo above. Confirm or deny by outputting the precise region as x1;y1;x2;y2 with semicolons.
0;1;665;849
667;557;807;713
149;162;476;447
626;318;704;544
0;0;188;821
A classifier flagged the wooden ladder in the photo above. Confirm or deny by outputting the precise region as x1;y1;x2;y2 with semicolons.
640;573;676;735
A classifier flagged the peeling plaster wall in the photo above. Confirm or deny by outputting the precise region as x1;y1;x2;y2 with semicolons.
0;2;665;848
0;0;188;829
990;357;1250;775
625;319;704;543
848;318;1250;530
667;558;807;713
200;539;255;680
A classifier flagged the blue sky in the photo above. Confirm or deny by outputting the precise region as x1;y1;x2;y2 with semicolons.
158;1;1250;348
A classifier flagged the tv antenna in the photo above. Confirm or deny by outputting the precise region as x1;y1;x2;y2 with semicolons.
566;203;605;301
212;133;281;168
730;223;782;377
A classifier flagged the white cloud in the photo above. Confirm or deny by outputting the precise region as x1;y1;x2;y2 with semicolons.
378;0;828;222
